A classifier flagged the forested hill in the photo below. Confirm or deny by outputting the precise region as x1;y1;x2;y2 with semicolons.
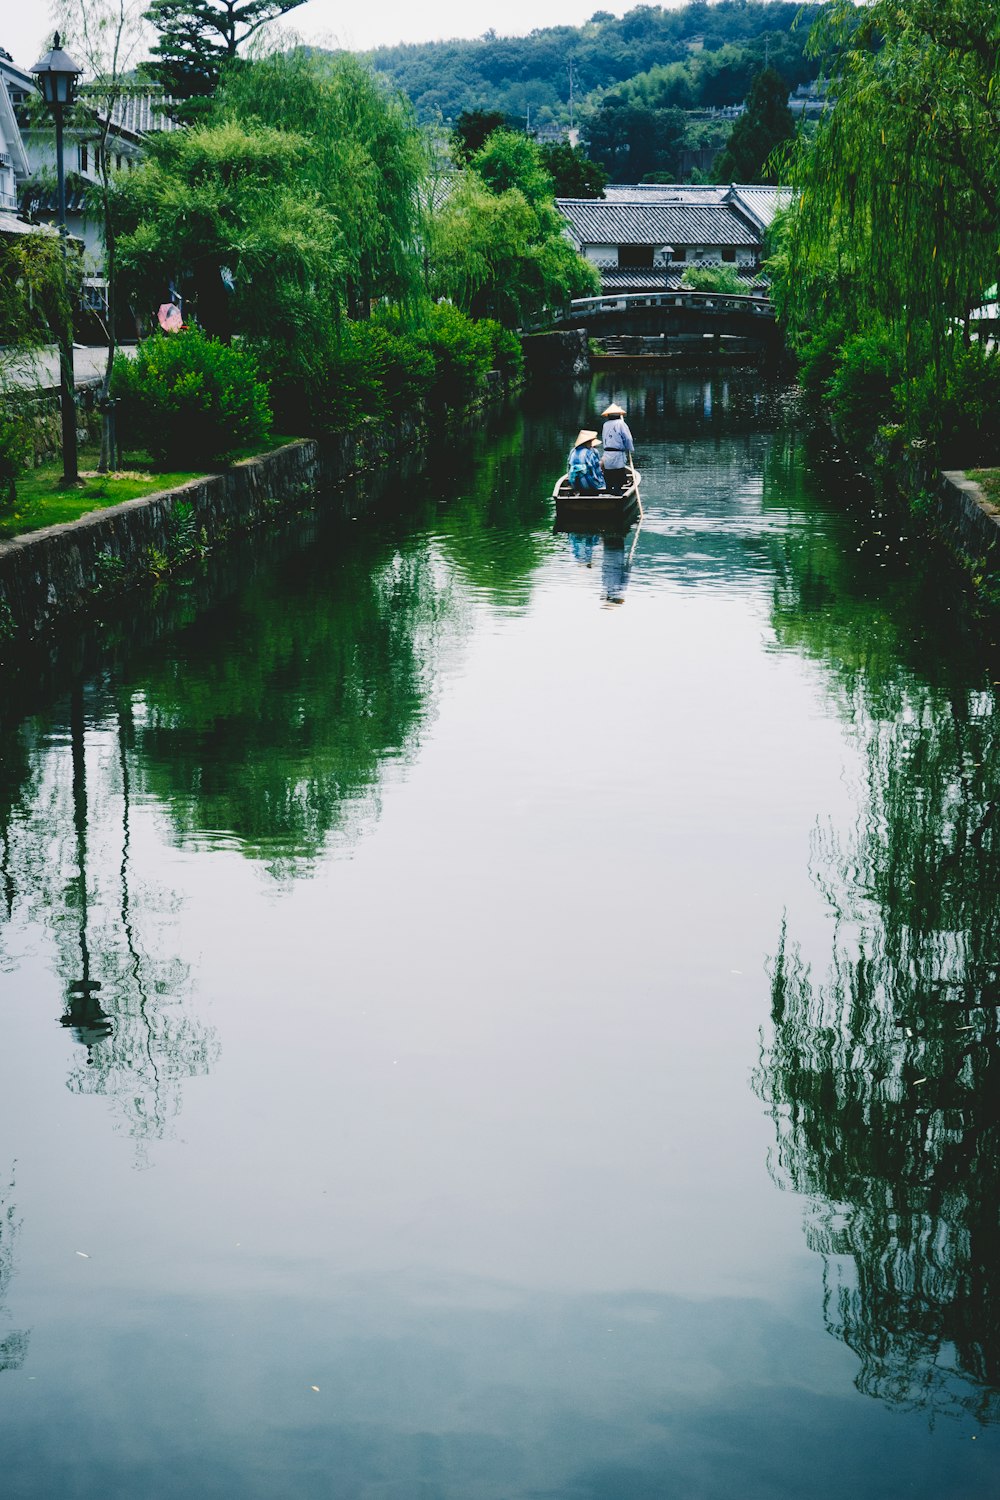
359;2;829;126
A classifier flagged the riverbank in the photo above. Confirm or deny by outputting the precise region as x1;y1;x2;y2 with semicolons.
0;390;509;652
928;468;1000;604
813;407;1000;611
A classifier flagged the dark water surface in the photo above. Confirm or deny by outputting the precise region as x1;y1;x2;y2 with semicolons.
2;371;999;1499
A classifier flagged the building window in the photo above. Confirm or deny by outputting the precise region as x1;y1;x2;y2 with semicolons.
79;144;88;173
618;244;655;269
722;246;736;262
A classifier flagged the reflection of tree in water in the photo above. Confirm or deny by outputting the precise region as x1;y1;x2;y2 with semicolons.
430;411;558;611
756;646;1000;1422
0;1170;29;1373
124;531;454;873
0;685;218;1154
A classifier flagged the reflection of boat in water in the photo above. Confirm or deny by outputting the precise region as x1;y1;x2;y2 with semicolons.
552;469;641;532
562;519;643;607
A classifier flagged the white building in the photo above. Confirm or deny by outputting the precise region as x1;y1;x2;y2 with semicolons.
0;46;176;271
0;47;32;235
555;183;792;292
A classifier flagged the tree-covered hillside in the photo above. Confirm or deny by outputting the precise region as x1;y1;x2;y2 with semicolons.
360;2;828;127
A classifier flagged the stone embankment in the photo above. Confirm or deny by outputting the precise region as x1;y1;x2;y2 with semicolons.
520;329;590;379
932;471;1000;579
0;408;427;648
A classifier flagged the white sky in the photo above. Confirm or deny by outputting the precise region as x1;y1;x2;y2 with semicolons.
3;1;649;72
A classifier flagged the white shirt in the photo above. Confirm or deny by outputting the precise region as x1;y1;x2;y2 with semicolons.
601;418;634;469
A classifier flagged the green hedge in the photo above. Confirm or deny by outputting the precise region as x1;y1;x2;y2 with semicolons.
112;330;271;468
252;302;522;438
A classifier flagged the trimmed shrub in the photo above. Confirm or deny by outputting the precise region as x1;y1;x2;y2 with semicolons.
250;303;521;436
307;323;386;434
681;264;747;296
825;326;902;453
479;318;525;384
112;330;271;468
795;312;847;410
934;344;1000;467
366;313;437;410
424;302;495;407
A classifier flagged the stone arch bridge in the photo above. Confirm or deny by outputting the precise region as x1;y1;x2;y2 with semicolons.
538;290;779;347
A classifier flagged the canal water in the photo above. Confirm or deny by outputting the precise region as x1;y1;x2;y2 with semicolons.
1;370;998;1498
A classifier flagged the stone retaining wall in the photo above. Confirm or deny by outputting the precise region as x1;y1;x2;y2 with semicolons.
0;405;431;649
0;440;322;645
521;329;590;379
932;470;1000;576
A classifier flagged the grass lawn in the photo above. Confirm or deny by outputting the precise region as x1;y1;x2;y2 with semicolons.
968;468;1000;507
0;437;300;540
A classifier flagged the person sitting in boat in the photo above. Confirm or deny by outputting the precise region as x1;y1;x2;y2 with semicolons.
600;403;635;492
567;430;606;493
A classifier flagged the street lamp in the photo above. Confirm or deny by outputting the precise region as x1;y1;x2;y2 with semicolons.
32;33;84;486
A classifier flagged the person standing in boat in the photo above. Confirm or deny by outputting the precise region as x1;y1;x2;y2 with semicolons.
567;430;606;493
600;403;635;492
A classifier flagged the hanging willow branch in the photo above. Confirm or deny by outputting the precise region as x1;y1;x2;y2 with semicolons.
782;0;1000;377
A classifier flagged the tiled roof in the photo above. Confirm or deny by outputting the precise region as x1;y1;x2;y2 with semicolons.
0;210;56;237
20;177;89;217
105;90;179;136
725;185;793;231
599;184;728;204
556;198;760;248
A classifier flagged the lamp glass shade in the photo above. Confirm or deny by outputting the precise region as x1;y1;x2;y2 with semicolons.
32;34;83;108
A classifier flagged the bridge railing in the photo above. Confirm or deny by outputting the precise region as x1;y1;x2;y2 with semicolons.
565;290;774;318
518;288;775;334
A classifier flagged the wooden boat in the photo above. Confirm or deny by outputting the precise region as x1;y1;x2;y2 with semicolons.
552;469;641;531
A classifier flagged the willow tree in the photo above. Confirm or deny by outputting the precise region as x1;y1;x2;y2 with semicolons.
0;233;69;503
429;130;599;325
110;119;341;341
218;51;427;318
781;0;1000;376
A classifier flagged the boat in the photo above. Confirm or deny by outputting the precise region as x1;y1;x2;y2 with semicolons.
552;469;642;532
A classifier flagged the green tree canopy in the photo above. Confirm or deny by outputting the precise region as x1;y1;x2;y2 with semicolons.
451;107;509;161
538;142;607;199
110;118;340;339
468;129;554;208
583;95;686;181
780;0;1000;375
429;132;599;323
715;66;794;183
144;0;307;117
364;3;825;126
218;51;426;315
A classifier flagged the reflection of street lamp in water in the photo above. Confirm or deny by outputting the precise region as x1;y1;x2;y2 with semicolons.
60;686;112;1058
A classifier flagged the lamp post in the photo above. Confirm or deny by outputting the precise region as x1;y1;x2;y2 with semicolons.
32;33;83;486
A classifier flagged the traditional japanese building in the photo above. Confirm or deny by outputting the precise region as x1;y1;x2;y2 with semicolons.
0;45;177;286
555;183;791;294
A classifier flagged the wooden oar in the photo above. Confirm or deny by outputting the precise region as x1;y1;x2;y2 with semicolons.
628;457;643;520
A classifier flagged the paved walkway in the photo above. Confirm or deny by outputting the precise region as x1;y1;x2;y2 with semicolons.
1;344;128;391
